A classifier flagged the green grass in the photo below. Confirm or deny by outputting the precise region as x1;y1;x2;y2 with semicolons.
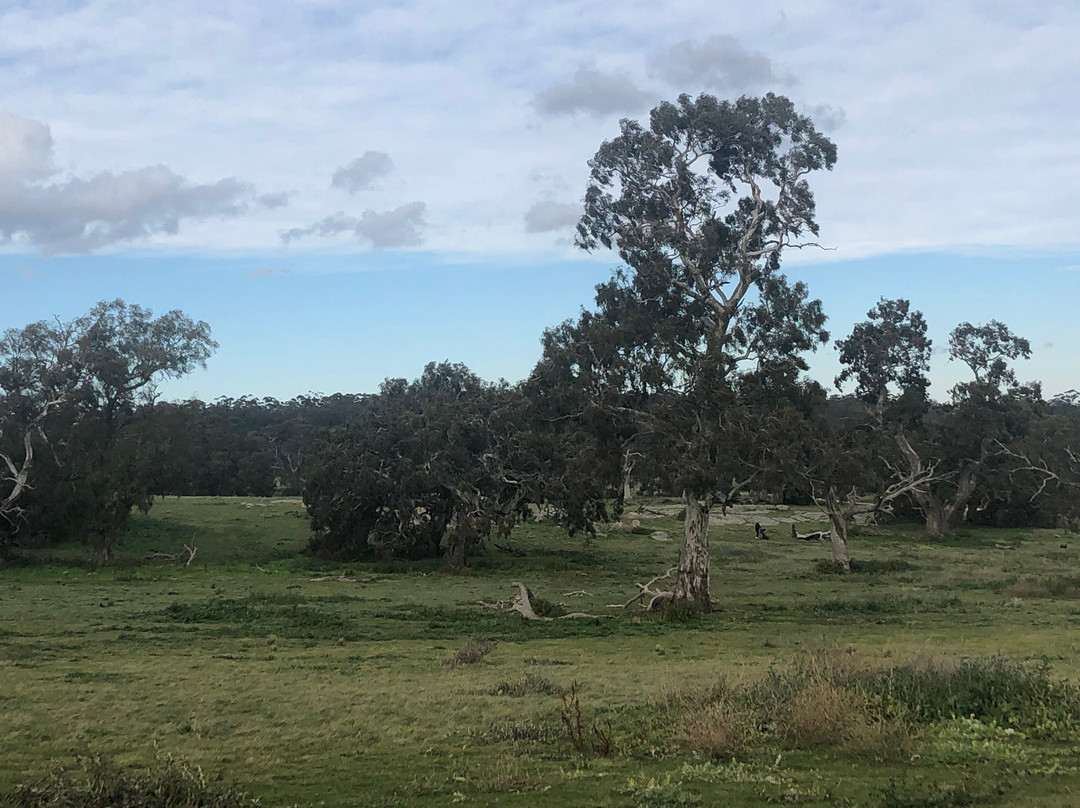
2;498;1080;806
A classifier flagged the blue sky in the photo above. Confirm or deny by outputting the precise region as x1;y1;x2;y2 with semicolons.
1;0;1078;400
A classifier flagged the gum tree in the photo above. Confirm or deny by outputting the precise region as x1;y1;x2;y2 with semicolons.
304;362;545;570
834;302;1038;538
553;93;837;609
903;321;1037;536
0;300;216;562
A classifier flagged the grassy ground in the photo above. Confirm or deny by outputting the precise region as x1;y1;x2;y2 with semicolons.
2;497;1080;807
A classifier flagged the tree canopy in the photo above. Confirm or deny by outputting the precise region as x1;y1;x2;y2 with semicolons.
0;300;216;562
541;92;837;609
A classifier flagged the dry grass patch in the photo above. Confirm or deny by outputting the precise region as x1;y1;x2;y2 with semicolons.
1008;576;1080;599
442;634;497;667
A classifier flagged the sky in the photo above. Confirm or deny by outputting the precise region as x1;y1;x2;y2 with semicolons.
1;0;1078;401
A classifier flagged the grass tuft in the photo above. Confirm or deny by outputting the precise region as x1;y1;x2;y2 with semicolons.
442;634;497;667
3;756;261;808
490;672;566;697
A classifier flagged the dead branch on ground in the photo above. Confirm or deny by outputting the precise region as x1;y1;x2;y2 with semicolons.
610;566;676;612
144;543;197;565
478;581;610;621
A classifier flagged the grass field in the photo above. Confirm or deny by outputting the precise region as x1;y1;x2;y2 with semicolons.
3;497;1080;807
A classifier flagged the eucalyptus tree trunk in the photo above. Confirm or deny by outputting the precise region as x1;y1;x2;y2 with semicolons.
920;499;950;538
673;492;712;611
91;537;113;566
914;482;973;538
442;505;477;572
620;448;636;504
823;487;851;571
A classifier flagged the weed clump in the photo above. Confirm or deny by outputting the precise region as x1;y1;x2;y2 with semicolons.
658;600;698;623
619;773;700;807
856;655;1080;735
876;775;1010;808
560;684;613;757
813;558;917;575
659;649;1080;762
4;756;260;808
484;719;562;744
443;634;497;667
490;672;565;697
1007;576;1080;599
529;596;565;618
161;594;350;639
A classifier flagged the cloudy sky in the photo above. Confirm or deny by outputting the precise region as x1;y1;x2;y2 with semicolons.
2;0;1078;399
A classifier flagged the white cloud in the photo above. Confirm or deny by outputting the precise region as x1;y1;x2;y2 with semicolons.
256;191;292;209
0;110;275;254
0;1;1078;259
0;110;54;181
282;201;427;249
525;200;581;233
247;266;293;278
648;35;793;93
802;103;846;132
534;67;650;117
331;151;394;193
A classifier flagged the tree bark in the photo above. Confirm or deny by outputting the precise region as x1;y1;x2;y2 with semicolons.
917;488;970;538
92;535;114;566
921;499;949;538
673;491;712;611
620;448;636;504
824;487;851;572
442;505;477;572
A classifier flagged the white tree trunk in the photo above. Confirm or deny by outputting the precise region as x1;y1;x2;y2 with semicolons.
674;491;712;611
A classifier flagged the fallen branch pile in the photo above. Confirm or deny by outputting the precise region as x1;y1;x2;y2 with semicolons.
144;543;198;566
610;567;676;613
479;582;610;621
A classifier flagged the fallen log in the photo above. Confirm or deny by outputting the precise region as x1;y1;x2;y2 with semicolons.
791;524;825;541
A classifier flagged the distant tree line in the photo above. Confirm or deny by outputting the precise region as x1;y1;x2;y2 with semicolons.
3;93;1078;601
